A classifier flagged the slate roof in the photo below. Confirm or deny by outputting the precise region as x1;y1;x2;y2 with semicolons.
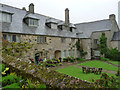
1;3;77;38
75;19;112;38
1;3;119;40
112;31;120;41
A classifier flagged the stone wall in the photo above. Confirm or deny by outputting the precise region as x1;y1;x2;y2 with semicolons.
2;55;95;88
91;30;112;49
80;38;91;59
20;34;78;59
111;41;120;51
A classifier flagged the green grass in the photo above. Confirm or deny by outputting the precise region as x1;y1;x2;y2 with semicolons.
78;60;118;71
56;66;117;82
108;61;120;66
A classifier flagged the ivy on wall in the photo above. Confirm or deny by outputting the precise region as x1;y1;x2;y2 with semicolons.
76;39;87;58
2;38;34;58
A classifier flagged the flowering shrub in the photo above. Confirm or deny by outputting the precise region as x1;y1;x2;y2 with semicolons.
92;73;120;88
29;58;34;63
115;70;120;76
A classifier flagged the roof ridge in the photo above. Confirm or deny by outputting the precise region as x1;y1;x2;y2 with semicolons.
75;19;110;25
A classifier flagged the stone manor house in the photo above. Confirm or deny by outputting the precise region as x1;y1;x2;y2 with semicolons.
1;3;120;60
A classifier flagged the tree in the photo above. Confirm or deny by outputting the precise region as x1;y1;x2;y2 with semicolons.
99;33;107;57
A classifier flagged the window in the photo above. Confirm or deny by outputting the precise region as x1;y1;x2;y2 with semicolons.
72;50;75;56
3;34;20;42
29;19;38;26
17;35;20;43
3;34;7;39
37;36;39;42
51;23;57;29
94;39;99;44
70;27;75;32
44;37;46;43
61;38;66;43
40;37;43;43
68;50;71;56
37;36;47;44
8;35;11;42
64;50;66;57
0;13;12;23
13;35;16;42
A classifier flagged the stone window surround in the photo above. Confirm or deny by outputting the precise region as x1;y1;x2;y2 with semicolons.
37;36;47;44
2;33;20;43
94;39;99;44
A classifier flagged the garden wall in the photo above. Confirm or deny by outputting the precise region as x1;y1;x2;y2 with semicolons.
2;55;95;88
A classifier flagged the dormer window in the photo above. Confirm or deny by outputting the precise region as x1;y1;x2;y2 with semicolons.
29;18;38;26
24;18;38;27
45;19;58;29
70;27;76;32
0;12;12;23
24;14;39;27
51;23;57;29
58;25;67;31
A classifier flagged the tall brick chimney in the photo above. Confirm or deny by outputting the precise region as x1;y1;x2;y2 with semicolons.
109;14;116;20
65;8;70;25
29;3;34;13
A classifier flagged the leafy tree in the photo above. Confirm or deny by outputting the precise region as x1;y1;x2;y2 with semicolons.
76;40;87;58
99;33;107;57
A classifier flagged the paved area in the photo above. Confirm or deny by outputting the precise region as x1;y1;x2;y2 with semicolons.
50;60;118;74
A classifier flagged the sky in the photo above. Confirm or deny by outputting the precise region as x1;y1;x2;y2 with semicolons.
0;0;119;24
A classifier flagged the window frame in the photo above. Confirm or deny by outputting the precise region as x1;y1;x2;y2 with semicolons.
0;12;12;23
2;34;20;43
29;18;38;27
37;36;47;44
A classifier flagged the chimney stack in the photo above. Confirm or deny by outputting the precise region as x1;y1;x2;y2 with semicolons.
65;8;70;25
109;14;116;20
29;3;34;13
22;7;26;11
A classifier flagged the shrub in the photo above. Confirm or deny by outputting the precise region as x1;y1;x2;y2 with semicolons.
92;73;120;88
36;84;46;88
115;70;120;76
105;48;120;61
101;57;110;61
63;58;67;62
1;64;5;72
0;64;6;73
2;75;22;86
3;83;20;88
76;57;86;61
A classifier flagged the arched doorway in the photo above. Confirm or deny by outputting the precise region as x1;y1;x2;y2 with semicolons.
54;50;61;59
35;53;40;64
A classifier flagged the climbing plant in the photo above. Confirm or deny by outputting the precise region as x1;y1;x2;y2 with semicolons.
2;38;34;58
76;40;87;58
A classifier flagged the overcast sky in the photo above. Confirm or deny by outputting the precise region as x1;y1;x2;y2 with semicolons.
0;0;119;24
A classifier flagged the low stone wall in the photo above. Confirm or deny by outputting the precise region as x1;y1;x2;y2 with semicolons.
2;55;95;88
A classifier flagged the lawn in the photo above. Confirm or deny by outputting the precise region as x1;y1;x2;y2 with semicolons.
78;60;118;71
56;66;117;82
108;60;120;66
